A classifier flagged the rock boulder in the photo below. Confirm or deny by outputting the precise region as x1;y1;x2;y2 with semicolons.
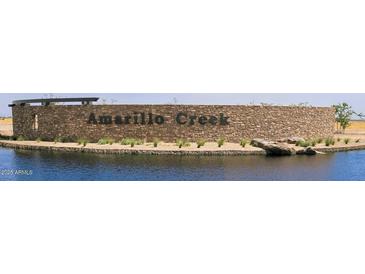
251;139;296;156
296;147;317;155
278;137;306;144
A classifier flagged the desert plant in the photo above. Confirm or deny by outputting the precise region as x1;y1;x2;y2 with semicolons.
196;139;206;148
333;102;364;133
337;137;341;142
0;134;10;140
16;136;26;141
55;136;75;143
77;138;88;147
217;137;225;148
98;138;108;145
98;138;115;145
310;139;317;147
135;139;144;145
240;139;248;147
325;137;335;146
153;138;160;147
120;138;133;145
54;136;63;143
356;139;360;143
316;138;323;144
344;138;350;144
120;138;143;146
296;140;310;147
176;139;190;148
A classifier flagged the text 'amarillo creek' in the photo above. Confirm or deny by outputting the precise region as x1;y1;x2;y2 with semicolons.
87;112;230;126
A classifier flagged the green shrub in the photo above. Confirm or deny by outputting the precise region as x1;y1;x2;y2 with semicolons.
0;134;10;140
153;138;160;147
325;137;335;146
310;139;317;147
135;139;144;145
176;139;190;148
316;138;323;144
356;139;360;143
55;136;74;143
240;139;248;147
77;138;88;147
120;138;143;146
120;138;133;145
98;138;115;145
196;139;206;148
344;138;350;144
98;138;108;145
16;136;26;141
54;136;63;143
36;137;42;143
217;137;225;148
297;140;311;147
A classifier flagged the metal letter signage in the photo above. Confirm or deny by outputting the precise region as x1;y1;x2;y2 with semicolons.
87;112;229;126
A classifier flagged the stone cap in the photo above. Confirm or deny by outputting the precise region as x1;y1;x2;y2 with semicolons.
8;97;99;107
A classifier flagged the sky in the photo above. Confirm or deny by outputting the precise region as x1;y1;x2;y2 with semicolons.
1;93;364;117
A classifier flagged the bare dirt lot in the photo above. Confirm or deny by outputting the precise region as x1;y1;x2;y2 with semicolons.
0;118;13;136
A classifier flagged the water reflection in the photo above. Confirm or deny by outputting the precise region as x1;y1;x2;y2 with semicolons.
0;148;364;181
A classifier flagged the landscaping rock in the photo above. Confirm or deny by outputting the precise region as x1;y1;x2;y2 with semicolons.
251;138;296;156
287;137;305;144
296;147;317;155
250;139;270;148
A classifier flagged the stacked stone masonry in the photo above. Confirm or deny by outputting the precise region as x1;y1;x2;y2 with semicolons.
12;104;335;142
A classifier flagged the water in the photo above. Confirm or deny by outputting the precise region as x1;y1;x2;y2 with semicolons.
0;147;365;180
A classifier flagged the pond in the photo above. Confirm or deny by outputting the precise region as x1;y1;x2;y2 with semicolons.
0;148;365;181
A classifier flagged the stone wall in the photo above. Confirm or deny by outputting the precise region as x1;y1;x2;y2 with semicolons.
11;104;335;142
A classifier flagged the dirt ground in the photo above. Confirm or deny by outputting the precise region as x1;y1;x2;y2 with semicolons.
0;118;13;136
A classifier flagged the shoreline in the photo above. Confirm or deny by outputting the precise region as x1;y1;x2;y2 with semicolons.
1;140;365;156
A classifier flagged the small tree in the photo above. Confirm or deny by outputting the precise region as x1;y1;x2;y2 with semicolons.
333;103;364;133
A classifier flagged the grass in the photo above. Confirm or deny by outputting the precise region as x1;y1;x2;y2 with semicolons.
344;138;351;144
35;137;42;143
176;139;190;148
196;139;206;148
77;138;88;147
316;138;323;144
240;139;248;147
217;137;225;148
